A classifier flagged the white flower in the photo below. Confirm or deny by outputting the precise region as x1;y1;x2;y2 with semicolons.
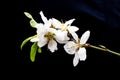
64;30;90;67
36;24;68;53
51;18;79;41
37;26;70;52
37;26;58;52
30;11;71;52
40;11;70;43
30;11;52;41
29;11;56;52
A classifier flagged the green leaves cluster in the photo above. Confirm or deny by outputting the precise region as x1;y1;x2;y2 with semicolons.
24;12;37;28
21;35;42;62
21;12;42;62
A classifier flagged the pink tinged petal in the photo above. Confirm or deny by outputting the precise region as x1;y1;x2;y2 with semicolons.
40;11;48;24
80;30;90;44
64;41;76;54
73;53;79;67
48;39;58;53
30;37;39;42
38;36;47;48
78;47;87;61
64;19;75;26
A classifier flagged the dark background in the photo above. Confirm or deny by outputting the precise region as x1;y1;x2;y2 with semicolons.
6;0;120;77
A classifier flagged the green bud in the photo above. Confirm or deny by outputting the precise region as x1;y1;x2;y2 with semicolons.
24;12;33;19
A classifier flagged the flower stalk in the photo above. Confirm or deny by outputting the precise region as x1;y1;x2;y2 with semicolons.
84;44;120;56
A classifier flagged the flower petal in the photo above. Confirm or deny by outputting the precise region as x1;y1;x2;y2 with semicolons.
70;32;78;42
48;39;57;53
35;23;43;29
68;26;79;32
68;26;79;42
55;30;69;44
64;41;76;54
64;19;75;26
80;30;90;44
44;19;52;28
37;35;47;47
37;25;46;36
40;11;48;24
77;47;87;61
51;18;62;29
30;37;39;42
73;53;79;67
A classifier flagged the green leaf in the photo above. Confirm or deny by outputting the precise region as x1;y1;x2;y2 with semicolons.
30;19;37;28
38;47;42;53
24;12;33;19
30;42;37;62
21;35;37;50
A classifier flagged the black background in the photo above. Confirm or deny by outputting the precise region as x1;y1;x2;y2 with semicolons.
5;0;120;77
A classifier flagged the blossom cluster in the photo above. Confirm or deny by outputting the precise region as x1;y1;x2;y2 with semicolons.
22;11;90;67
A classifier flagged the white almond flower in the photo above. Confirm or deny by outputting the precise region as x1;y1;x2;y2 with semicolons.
37;27;58;52
39;11;70;44
51;18;79;41
30;11;51;42
30;11;72;52
37;25;69;52
64;30;90;67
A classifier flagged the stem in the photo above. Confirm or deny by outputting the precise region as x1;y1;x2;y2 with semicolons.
85;44;120;56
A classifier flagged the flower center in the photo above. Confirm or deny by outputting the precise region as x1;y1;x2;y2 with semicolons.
77;39;84;48
45;32;54;40
62;25;69;31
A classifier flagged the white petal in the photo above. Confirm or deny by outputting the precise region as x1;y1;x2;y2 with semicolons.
30;37;39;42
55;30;69;44
35;23;43;29
68;26;79;32
36;24;45;35
48;27;57;33
64;19;75;26
77;47;86;61
80;30;90;44
38;36;47;47
52;18;62;28
48;39;57;53
40;11;48;24
73;53;79;67
70;32;78;42
44;19;52;28
36;23;46;35
64;41;76;54
68;26;79;42
56;40;69;44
